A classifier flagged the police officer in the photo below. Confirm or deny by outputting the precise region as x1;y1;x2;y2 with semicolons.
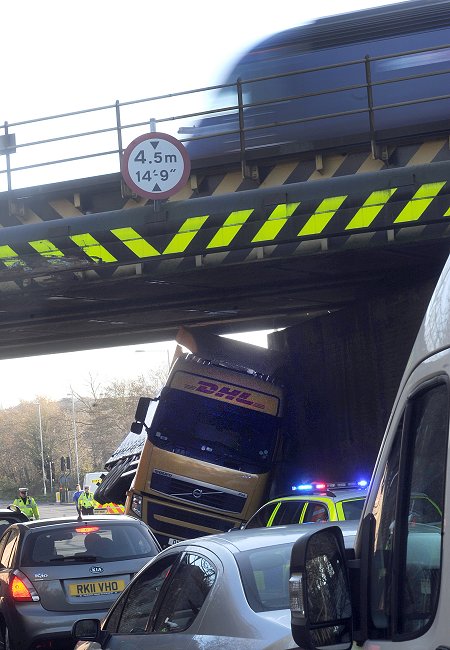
78;486;96;515
12;487;40;520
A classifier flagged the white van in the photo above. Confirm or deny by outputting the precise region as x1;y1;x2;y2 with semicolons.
289;253;450;650
82;472;103;494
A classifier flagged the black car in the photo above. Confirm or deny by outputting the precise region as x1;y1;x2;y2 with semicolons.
0;505;28;536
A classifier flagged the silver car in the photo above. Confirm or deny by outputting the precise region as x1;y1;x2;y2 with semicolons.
73;521;357;650
0;514;160;649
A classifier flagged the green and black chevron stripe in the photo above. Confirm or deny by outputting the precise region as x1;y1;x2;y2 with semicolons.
0;160;449;281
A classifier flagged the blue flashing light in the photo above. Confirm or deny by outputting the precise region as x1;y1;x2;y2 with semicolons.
291;483;313;492
291;479;369;493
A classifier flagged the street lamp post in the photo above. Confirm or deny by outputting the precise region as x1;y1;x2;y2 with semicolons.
70;390;81;486
36;402;47;496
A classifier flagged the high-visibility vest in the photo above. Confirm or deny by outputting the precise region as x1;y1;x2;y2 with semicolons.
78;491;96;509
12;496;39;520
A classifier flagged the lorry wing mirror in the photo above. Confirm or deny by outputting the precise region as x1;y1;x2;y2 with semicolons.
130;421;144;434
289;526;352;650
134;397;151;422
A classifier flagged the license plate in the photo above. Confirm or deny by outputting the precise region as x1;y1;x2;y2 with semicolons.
68;579;126;596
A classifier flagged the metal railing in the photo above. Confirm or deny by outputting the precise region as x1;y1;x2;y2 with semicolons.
1;41;450;193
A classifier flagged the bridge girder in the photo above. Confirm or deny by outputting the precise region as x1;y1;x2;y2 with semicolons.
0;145;449;359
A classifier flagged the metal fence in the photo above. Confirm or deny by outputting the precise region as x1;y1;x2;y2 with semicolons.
1;41;450;193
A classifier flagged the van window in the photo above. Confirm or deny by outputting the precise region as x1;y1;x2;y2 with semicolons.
369;381;448;640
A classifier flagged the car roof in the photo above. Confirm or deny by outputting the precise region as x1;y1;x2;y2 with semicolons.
271;488;367;503
182;520;358;555
14;514;146;531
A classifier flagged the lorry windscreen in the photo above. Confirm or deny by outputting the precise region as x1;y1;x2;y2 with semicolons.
148;388;280;474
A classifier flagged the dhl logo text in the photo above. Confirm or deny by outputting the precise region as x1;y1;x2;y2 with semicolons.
184;381;266;410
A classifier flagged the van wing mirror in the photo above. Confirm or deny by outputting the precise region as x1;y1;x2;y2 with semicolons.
289;526;353;650
72;618;101;642
134;397;151;422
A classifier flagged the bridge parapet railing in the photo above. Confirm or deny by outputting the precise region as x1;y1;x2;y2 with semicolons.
1;41;450;194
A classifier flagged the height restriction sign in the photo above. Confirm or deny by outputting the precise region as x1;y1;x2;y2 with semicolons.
121;132;191;200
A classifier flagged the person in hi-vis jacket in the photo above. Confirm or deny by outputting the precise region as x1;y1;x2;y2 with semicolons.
12;487;40;520
78;486;96;515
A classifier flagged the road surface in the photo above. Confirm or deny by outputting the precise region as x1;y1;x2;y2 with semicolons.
0;500;77;519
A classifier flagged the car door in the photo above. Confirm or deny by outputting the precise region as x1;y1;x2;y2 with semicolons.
100;548;217;649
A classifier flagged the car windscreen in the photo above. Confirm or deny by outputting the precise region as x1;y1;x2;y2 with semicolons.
237;542;291;612
341;497;365;520
21;523;159;566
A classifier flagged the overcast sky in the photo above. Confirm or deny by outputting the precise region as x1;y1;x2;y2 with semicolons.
0;0;409;407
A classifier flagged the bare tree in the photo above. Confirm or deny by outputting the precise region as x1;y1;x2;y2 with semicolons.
0;366;167;495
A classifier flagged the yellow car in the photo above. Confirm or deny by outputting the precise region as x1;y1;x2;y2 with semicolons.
243;481;368;529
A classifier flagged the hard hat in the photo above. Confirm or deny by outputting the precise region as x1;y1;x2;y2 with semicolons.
19;487;28;492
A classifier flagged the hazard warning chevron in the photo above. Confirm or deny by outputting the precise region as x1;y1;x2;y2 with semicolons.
0;159;449;281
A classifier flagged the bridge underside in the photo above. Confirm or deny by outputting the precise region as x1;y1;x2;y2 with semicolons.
1;235;448;360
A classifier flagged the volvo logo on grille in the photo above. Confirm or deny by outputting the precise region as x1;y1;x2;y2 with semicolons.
89;566;104;574
192;488;203;499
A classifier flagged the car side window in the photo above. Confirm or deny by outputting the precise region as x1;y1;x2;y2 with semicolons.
245;504;276;529
369;380;448;640
0;528;19;568
0;519;14;539
271;501;305;525
105;554;177;634
0;530;11;566
303;501;329;522
152;552;217;633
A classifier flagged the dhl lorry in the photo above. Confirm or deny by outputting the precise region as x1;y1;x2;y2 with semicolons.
95;326;289;546
85;472;125;515
289;252;450;650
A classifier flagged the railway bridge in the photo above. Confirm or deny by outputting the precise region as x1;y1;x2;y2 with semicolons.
1;68;449;481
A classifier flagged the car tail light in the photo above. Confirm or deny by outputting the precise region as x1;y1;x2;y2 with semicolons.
10;571;40;602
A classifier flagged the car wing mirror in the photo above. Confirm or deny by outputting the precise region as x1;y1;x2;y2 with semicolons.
289;525;353;650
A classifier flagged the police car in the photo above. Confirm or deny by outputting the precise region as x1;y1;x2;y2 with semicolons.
243;480;368;529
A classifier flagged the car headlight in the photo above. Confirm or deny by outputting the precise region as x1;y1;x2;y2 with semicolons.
131;494;143;518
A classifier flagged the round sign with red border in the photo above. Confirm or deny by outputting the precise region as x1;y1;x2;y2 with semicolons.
121;132;191;200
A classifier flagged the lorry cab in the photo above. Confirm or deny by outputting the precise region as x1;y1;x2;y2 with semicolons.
289;253;450;650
